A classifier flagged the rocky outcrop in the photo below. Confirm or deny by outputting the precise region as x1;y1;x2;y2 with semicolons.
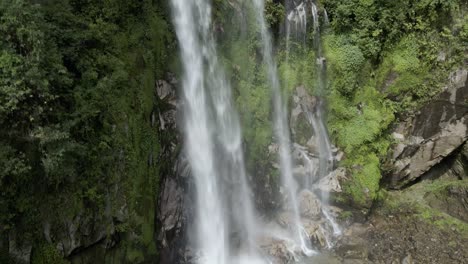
42;208;115;258
425;182;468;222
388;69;468;188
157;156;191;264
290;86;319;148
155;76;192;264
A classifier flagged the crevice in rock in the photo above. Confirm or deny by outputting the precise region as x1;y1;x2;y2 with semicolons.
396;141;467;190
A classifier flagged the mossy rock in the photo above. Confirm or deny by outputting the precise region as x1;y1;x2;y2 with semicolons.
31;244;69;264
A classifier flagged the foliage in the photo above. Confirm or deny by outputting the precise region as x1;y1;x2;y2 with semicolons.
323;0;460;61
322;0;466;207
379;179;468;235
343;153;381;206
265;0;285;29
323;34;367;96
277;47;317;95
31;244;70;264
0;0;174;261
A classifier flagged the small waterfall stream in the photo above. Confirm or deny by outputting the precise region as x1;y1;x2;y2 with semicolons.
252;0;315;256
286;0;342;245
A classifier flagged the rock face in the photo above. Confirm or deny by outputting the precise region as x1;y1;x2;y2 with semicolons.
290;86;319;148
388;69;468;188
425;182;468;222
157;156;191;264
155;76;192;264
2;75;184;264
298;190;322;219
42;208;114;258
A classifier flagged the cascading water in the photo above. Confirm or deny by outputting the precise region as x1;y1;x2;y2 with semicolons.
310;2;319;33
309;0;343;238
170;0;262;262
172;0;342;261
286;2;308;53
252;0;315;256
170;1;227;262
324;8;330;26
286;0;342;242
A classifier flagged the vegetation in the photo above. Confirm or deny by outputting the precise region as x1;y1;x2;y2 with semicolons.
0;0;174;262
378;178;468;235
1;0;467;262
322;0;467;207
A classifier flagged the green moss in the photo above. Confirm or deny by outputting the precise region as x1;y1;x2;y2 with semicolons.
278;48;318;94
323;34;367;96
418;207;468;235
31;244;69;264
338;210;353;220
380;179;468;236
342;153;382;207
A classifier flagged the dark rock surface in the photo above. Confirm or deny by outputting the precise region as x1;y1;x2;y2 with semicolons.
425;182;468;222
388;69;468;188
155;76;192;264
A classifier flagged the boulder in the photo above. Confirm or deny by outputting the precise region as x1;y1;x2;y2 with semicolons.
259;238;296;264
303;220;328;249
388;69;468;188
315;167;346;194
298;190;322;219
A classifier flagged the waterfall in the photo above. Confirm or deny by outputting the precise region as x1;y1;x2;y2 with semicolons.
285;0;342;243
324;8;330;26
311;2;319;33
286;2;308;44
170;0;261;262
252;0;315;256
308;0;343;238
171;0;341;261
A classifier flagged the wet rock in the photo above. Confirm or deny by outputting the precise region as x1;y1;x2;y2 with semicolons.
303;220;328;249
9;232;32;263
306;137;320;155
40;208;112;258
259;238;296;264
156;79;178;131
155;76;190;264
268;143;279;155
298;190;322;219
335;232;369;261
290;86;319;146
276;212;294;228
314;167;346;194
388;69;468;188
156;80;175;102
157;154;189;264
